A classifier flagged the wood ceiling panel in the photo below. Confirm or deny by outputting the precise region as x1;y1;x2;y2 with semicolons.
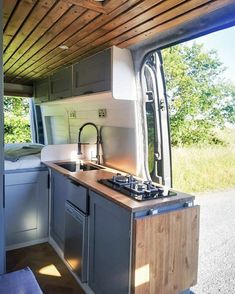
51;0;235;77
118;0;235;48
3;0;18;30
7;9;99;79
6;0;141;82
70;0;187;53
5;5;94;77
14;0;173;80
18;0;214;81
4;0;37;50
64;0;106;13
3;0;57;65
103;0;129;13
114;0;214;45
4;1;72;74
3;0;234;83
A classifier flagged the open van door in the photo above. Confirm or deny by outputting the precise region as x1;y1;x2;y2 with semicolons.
0;0;5;274
141;51;172;187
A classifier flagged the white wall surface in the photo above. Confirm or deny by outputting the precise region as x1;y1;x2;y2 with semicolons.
41;94;136;144
40;94;140;174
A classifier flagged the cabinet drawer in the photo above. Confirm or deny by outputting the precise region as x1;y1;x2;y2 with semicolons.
67;180;88;214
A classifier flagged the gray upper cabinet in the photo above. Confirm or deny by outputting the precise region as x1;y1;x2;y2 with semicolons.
50;66;72;100
34;78;49;104
34;46;135;102
88;190;131;294
73;49;111;96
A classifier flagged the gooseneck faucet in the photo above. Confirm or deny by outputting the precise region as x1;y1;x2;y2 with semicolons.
77;122;101;164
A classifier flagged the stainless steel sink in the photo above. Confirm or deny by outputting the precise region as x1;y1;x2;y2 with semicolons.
55;161;103;172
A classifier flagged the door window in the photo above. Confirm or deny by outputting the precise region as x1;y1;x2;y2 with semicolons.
141;52;172;186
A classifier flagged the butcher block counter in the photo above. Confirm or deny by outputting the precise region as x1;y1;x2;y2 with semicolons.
44;160;199;294
44;160;195;212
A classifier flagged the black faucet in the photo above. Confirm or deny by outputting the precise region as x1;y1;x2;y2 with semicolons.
77;122;100;164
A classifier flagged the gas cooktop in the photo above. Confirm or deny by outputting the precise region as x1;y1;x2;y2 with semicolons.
98;173;177;201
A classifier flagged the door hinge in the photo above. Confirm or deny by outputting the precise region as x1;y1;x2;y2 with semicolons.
160;99;165;110
3;174;5;209
47;173;50;189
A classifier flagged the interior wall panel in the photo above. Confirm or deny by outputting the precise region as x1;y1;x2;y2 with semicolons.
40;95;137;144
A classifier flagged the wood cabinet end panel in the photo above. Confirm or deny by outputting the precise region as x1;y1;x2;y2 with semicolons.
132;206;200;294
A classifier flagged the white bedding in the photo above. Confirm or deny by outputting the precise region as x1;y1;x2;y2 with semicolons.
4;153;42;170
4;143;43;171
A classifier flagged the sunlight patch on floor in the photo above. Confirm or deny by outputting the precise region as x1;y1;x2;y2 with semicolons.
38;264;61;277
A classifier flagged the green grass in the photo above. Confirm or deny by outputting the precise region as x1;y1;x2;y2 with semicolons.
172;129;235;193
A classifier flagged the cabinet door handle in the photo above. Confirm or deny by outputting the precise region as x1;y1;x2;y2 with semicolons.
83;90;94;95
70;179;80;187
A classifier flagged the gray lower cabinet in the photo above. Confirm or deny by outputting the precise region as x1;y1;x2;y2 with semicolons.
88;190;131;294
73;49;111;96
50;170;68;250
34;78;49;104
50;66;72;100
5;170;49;247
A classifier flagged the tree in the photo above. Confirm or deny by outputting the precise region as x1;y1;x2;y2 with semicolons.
162;43;235;146
4;96;31;143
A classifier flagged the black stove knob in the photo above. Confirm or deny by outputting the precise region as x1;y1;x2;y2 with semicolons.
129;175;134;183
137;183;145;191
131;183;136;190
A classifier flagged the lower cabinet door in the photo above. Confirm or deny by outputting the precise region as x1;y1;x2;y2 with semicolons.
89;191;131;294
132;206;200;294
5;171;49;247
51;170;68;250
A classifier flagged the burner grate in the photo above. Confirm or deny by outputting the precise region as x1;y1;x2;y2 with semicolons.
98;174;177;201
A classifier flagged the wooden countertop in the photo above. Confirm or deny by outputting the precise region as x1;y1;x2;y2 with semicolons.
44;161;194;212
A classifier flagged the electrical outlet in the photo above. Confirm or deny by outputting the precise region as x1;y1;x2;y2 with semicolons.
69;110;77;118
98;108;107;118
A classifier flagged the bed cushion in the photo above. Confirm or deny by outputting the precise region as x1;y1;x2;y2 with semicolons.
4;143;44;162
0;267;42;294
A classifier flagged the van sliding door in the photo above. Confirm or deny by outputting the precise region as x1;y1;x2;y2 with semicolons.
141;51;172;187
0;0;5;274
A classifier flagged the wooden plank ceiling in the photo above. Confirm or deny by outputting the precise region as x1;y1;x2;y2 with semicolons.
3;0;235;84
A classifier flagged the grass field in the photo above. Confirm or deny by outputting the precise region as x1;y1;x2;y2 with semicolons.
172;129;235;193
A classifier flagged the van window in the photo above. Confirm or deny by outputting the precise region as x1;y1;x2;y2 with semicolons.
141;52;172;186
4;96;32;143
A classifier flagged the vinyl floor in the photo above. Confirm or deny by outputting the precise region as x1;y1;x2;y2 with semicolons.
6;242;85;294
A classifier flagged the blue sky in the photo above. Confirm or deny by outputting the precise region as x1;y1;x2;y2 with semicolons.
186;25;235;84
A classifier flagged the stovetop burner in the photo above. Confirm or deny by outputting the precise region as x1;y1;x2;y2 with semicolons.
114;175;129;183
98;173;177;201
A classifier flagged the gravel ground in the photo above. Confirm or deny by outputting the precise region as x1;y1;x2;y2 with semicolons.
191;189;235;294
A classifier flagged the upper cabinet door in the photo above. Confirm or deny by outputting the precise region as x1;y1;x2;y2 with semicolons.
73;49;111;96
142;51;172;187
34;78;49;104
50;66;72;100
